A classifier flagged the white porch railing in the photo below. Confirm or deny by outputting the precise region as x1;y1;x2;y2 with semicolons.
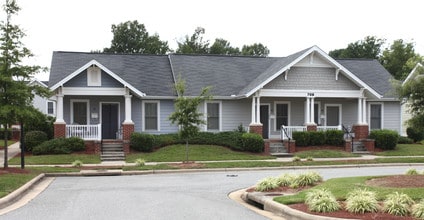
281;125;342;140
66;124;101;141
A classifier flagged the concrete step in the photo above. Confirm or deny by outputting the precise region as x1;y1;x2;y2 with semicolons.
101;142;124;161
353;141;367;152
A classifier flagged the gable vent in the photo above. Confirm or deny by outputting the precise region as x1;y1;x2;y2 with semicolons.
87;65;101;86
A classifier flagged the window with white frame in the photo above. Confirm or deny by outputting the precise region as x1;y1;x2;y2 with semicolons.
47;101;55;115
143;102;159;130
276;103;289;130
72;101;88;125
206;102;220;130
370;104;382;130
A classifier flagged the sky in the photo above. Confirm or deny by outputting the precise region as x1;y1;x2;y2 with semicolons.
12;0;424;81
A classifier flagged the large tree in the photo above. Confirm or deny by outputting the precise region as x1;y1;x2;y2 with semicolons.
103;20;171;54
176;27;209;54
168;76;211;162
0;0;49;168
380;39;422;81
241;43;270;57
209;38;240;55
329;36;385;59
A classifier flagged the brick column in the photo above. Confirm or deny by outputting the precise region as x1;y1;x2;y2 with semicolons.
363;139;375;152
249;124;263;138
284;140;296;153
54;122;66;138
344;140;352;152
352;124;369;140
306;124;317;132
122;123;134;154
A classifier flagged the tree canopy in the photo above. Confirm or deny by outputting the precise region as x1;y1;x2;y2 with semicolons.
103;20;171;54
329;36;385;59
176;27;209;54
0;0;49;168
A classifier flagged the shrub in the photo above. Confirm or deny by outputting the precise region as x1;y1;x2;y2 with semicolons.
216;131;243;150
276;173;295;187
63;137;85;152
0;128;12;140
24;130;48;152
238;133;264;152
130;133;155;152
309;131;326;146
369;129;399;150
325;130;344;146
345;189;378;213
256;177;279;192
306;156;314;161
33;138;71;155
406;168;419;175
305;188;340;213
24;107;55;139
292;156;301;162
412;199;424;219
291;171;322;187
398;136;414;144
71;160;83;167
407;127;424;143
154;134;179;148
383;192;414;216
293;131;310;146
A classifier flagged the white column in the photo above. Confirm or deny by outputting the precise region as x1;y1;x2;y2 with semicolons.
357;98;362;124
256;96;261;124
362;98;367;124
55;94;65;123
310;97;315;124
251;96;255;124
123;94;133;124
306;97;310;124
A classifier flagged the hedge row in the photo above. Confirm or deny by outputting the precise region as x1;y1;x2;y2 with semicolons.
32;137;85;155
292;130;344;147
130;131;264;153
0;129;12;140
369;129;399;150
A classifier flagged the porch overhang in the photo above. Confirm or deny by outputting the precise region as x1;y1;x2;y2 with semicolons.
61;87;127;96
259;89;367;98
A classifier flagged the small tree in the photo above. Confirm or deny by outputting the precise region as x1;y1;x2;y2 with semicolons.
169;76;211;162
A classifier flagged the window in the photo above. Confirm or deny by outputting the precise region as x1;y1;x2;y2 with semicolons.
207;102;220;130
72;101;88;124
144;102;159;130
370;104;382;130
276;103;289;130
87;66;101;86
47;101;54;115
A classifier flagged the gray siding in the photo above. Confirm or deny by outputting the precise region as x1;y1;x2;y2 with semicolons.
135;99;178;135
64;71;123;88
264;67;359;90
221;100;251;131
381;101;401;133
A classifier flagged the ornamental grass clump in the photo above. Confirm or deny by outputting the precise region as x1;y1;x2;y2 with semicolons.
291;171;322;188
71;160;83;167
412;199;424;219
383;192;414;216
292;156;301;162
345;188;379;214
256;177;279;192
405;168;419;175
135;158;145;167
305;188;340;213
276;173;295;187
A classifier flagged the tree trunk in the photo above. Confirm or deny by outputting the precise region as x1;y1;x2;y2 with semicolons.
185;139;189;163
3;127;8;168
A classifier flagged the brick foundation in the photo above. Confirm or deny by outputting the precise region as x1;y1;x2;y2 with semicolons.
84;141;101;154
54;122;66;138
264;142;270;154
249;124;263;138
352;124;369;140
284;140;296;153
123;140;130;154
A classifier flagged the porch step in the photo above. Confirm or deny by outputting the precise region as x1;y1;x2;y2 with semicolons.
267;140;288;154
352;141;367;152
101;142;125;161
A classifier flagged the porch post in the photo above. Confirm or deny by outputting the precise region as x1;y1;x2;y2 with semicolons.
56;94;64;123
256;96;260;123
362;97;367;124
357;98;362;124
249;94;263;137
310;97;315;124
54;89;66;138
305;97;310;124
251;96;255;124
123;94;133;123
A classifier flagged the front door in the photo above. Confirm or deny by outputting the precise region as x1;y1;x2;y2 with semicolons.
326;106;340;126
260;105;269;139
102;103;119;139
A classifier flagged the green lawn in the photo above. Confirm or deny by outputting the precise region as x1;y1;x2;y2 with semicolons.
0;140;16;147
126;144;275;163
294;150;360;158
274;175;424;205
8;154;101;165
376;143;424;156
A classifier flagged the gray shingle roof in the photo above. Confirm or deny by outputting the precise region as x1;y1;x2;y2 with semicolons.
49;48;395;99
49;52;175;96
337;59;395;98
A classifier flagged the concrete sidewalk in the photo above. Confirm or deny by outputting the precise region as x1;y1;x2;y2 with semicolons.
0;142;21;167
